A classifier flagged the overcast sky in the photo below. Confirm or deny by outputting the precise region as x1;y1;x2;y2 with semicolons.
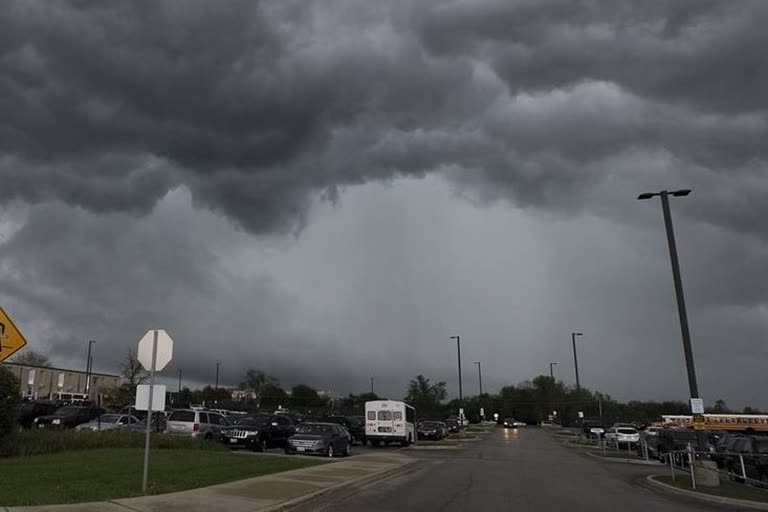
1;0;767;408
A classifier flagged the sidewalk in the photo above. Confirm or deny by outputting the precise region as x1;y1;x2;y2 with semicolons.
6;452;417;512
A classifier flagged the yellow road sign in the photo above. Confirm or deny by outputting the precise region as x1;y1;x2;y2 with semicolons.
0;307;28;363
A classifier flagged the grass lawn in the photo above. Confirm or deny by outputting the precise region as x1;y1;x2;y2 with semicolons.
0;448;324;507
655;475;768;503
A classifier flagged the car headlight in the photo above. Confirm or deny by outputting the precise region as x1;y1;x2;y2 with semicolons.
34;418;39;423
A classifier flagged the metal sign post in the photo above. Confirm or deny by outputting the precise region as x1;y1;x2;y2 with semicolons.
137;329;173;494
142;330;158;494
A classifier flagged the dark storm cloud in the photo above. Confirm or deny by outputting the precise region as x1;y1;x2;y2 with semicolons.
2;0;768;402
2;0;766;239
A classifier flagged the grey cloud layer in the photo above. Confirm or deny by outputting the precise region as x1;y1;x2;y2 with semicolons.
2;0;766;235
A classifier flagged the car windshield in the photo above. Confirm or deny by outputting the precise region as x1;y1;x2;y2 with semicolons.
97;414;121;423
296;424;333;435
420;421;438;429
237;416;270;427
617;428;637;434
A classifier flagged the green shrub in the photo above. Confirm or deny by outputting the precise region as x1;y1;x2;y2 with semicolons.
0;367;21;438
0;430;226;458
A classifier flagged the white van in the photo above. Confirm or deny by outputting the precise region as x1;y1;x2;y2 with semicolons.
365;400;416;446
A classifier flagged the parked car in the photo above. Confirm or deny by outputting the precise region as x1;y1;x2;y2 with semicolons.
75;414;140;431
18;400;60;429
34;406;105;429
417;420;446;440
126;413;168;433
642;426;663;437
580;420;604;438
285;422;352;457
219;414;295;451
318;415;366;445
725;436;768;484
445;419;459;433
710;433;744;469
604;427;640;447
656;428;701;464
165;409;229;439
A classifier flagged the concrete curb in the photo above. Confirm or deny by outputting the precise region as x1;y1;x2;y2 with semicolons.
644;475;768;510
262;458;421;511
583;450;660;466
407;444;462;451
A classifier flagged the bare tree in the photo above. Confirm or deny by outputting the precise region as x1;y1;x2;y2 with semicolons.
240;369;277;408
120;348;148;388
10;350;51;367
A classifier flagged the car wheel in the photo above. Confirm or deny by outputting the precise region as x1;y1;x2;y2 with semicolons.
344;443;352;457
257;437;267;452
204;432;213;441
327;444;334;458
284;446;292;455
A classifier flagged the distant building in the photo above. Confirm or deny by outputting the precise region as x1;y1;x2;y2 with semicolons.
1;362;121;402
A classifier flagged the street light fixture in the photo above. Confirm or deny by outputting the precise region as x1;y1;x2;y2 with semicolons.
638;189;700;405
571;332;583;391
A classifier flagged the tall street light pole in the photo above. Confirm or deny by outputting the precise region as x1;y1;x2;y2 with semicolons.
571;332;583;391
549;362;557;381
370;377;374;395
215;362;221;390
85;340;96;397
474;361;483;396
178;368;182;393
450;335;463;404
638;189;700;403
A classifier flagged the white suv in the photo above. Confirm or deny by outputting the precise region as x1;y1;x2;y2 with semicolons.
166;409;229;439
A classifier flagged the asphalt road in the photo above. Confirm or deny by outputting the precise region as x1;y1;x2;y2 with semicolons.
322;427;747;511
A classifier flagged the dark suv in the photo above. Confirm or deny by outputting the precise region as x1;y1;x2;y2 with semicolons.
725;436;768;484
34;406;105;429
711;433;744;469
219;414;295;451
18;400;60;429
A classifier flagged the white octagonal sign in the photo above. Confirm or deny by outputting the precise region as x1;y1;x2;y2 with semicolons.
138;329;174;371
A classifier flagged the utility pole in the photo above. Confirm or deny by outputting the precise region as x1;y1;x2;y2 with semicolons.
85;340;96;397
474;361;483;396
370;377;374;395
450;336;463;402
215;362;221;390
549;362;557;381
178;368;182;393
571;332;583;391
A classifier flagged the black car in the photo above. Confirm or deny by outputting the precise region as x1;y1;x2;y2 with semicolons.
710;433;744;469
656;428;716;465
724;436;768;483
285;422;352;457
18;400;60;429
319;415;366;445
417;420;445;440
445;419;459;433
34;406;105;429
219;414;295;451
